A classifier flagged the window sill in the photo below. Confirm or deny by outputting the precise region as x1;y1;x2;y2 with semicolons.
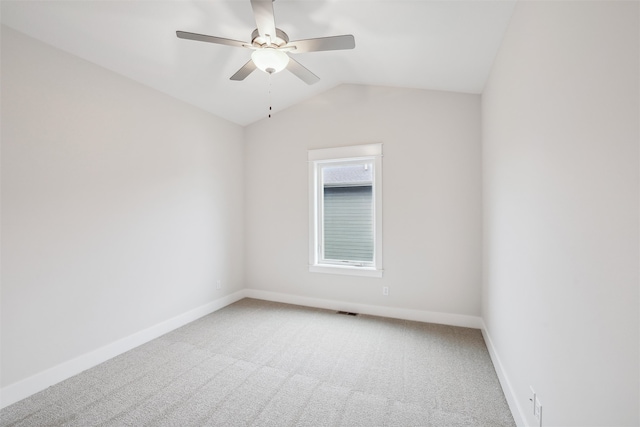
309;264;383;278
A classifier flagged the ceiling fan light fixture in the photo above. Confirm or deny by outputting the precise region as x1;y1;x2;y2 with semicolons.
251;48;289;74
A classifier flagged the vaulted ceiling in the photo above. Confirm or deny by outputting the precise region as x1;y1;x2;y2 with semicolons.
1;1;516;125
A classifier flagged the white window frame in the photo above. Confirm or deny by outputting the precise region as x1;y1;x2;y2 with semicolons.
308;143;383;278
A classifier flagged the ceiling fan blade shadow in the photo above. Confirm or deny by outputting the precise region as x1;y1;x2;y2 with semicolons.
287;56;320;85
230;59;258;81
289;35;355;53
177;31;249;48
250;0;276;40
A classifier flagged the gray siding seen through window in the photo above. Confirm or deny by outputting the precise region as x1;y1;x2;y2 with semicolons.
323;185;374;262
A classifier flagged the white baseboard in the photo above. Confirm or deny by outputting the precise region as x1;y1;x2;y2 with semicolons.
244;289;483;329
481;321;527;427
0;290;247;409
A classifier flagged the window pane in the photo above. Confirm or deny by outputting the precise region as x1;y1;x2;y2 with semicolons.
322;163;373;263
322;164;373;186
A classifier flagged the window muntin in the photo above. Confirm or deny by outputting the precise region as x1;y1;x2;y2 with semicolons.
308;143;383;278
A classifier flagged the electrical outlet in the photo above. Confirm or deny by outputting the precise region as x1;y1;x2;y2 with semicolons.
382;286;389;296
216;280;221;290
534;397;542;426
529;386;536;414
529;386;542;427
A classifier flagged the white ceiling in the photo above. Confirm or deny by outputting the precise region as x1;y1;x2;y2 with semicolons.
1;1;516;126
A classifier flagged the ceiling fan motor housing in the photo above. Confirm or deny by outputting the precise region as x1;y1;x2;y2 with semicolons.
251;28;289;48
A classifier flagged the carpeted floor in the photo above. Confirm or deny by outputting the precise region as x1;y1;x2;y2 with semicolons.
1;298;515;426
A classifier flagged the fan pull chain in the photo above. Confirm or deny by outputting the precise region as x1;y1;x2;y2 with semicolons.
268;73;272;119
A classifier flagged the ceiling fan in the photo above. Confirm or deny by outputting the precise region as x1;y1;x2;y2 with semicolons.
176;0;355;85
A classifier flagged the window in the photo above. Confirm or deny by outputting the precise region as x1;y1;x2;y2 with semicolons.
308;143;383;277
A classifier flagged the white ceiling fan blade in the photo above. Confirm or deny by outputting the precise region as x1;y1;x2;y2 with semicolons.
230;60;258;81
289;35;355;53
177;31;249;49
286;56;320;85
250;0;277;40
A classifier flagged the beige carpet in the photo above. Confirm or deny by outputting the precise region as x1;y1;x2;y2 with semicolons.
1;298;514;426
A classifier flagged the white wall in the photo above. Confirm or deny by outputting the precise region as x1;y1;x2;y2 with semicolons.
1;27;244;392
482;2;639;426
244;85;482;318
